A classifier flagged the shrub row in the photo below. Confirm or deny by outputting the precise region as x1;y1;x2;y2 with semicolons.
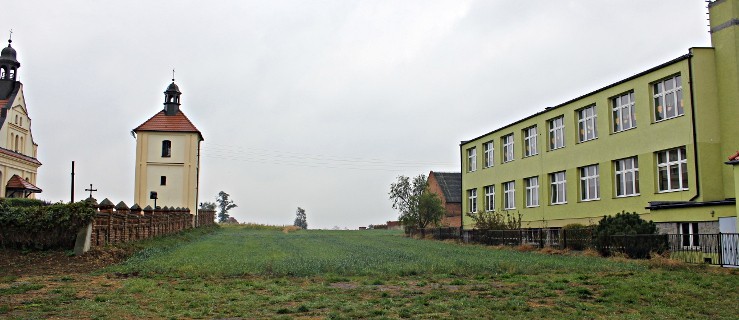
0;201;96;249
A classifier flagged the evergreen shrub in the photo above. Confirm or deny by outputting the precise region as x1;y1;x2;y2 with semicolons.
0;201;96;249
595;211;667;259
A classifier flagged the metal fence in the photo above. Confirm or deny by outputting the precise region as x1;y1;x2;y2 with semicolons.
405;227;739;267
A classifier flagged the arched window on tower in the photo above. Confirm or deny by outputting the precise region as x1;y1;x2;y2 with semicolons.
20;137;23;153
162;140;171;158
14;135;19;152
9;69;15;80
0;67;5;79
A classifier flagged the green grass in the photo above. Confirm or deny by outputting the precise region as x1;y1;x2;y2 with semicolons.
2;225;738;319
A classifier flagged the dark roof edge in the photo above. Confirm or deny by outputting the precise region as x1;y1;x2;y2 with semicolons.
646;199;735;210
461;53;693;146
726;160;739;165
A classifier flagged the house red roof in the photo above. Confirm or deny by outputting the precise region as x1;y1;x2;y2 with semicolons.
6;174;41;192
0;147;41;165
133;110;203;140
0;99;8;107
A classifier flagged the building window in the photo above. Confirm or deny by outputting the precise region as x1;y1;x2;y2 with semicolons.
657;147;688;192
679;222;699;247
550;171;566;205
467;147;477;172
484;185;495;212
580;165;600;201
577;105;597;142
612;91;636;132
525;176;539;207
654;75;683;122
503;181;515;210
160;176;167;186
162;140;172;158
615;157;639;197
502;134;514;163
523;126;538;157
467;189;477;213
483;141;494;168
548;116;564;150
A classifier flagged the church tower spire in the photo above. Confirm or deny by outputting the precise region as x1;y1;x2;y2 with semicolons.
163;74;181;116
0;32;21;99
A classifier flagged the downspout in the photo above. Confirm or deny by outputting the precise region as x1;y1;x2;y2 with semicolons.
195;139;201;227
688;53;701;202
459;143;464;232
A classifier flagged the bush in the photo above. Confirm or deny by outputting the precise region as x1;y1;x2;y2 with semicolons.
466;210;521;230
562;224;594;251
594;211;666;259
0;201;96;249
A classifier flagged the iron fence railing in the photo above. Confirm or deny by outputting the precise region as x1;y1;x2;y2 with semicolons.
405;227;739;267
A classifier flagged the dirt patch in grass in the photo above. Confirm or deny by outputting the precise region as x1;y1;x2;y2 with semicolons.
0;246;132;277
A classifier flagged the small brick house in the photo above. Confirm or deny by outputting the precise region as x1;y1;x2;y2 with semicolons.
427;171;462;227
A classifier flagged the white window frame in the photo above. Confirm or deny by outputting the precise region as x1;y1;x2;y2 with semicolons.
523;126;538;157
657;147;688;192
579;165;600;201
483;141;494;168
612;91;636;132
548;116;565;150
577;105;598;143
484;185;495;212
550;171;567;205
679;222;700;248
467;147;477;172
615;157;639;197
503;181;515;210
502;134;514;163
525;177;539;207
654;75;683;122
468;188;477;213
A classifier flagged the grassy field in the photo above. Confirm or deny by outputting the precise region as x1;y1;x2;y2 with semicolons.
1;225;738;319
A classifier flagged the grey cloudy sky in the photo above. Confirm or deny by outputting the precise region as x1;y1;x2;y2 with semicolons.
5;1;710;229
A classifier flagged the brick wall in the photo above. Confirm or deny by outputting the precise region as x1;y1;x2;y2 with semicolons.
85;197;216;248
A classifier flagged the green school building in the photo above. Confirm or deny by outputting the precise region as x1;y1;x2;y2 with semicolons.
460;0;739;237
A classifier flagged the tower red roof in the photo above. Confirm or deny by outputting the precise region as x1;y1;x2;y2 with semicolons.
132;110;203;141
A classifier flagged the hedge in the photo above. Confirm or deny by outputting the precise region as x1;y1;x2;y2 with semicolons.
0;201;96;249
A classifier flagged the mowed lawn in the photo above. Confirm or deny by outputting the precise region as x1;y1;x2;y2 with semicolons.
1;225;738;319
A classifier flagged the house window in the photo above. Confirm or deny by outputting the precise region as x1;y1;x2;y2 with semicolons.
525;176;539;207
679;222;699;247
580;165;600;201
550;171;566;205
502;134;514;163
160;176;167;186
612;91;636;132
548;116;564;150
467;189;477;213
503;181;515;210
654;75;683;122
162;140;172;158
484;185;495;212
483;141;494;168
523;126;538;157
577;106;597;142
467;147;477;172
615;157;639;197
657;147;688;192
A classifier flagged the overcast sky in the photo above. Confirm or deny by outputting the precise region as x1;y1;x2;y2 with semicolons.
5;1;711;229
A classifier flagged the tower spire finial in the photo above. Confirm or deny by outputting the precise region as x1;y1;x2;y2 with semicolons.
172;68;175;82
8;29;12;45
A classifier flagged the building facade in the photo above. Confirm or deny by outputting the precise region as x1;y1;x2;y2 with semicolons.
132;80;203;212
427;171;462;227
0;38;41;198
460;0;739;235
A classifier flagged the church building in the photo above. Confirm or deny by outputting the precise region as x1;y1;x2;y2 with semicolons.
132;79;203;212
0;38;41;198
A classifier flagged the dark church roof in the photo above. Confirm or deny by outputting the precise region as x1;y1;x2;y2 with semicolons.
431;172;461;203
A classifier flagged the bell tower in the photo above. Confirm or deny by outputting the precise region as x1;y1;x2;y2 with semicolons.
0;36;21;99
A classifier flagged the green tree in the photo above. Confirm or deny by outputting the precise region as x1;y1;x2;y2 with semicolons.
215;191;237;223
389;174;444;229
294;207;307;229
